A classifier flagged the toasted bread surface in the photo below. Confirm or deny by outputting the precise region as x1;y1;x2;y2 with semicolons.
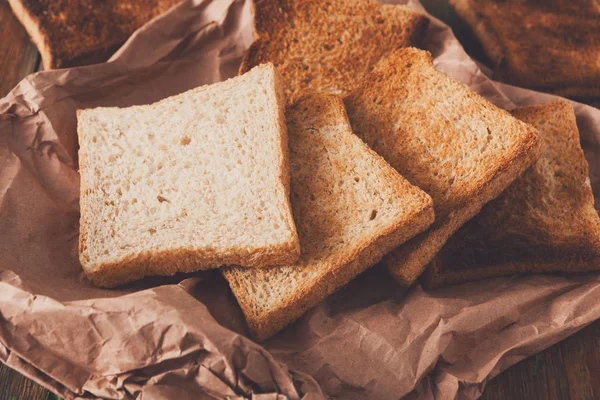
450;0;600;97
425;101;600;287
239;0;429;104
224;94;434;341
8;0;181;69
78;64;299;288
344;47;544;287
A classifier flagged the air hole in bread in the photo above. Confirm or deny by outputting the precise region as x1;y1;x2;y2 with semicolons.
370;210;378;221
157;195;170;203
354;177;360;182
148;228;157;235
181;136;191;146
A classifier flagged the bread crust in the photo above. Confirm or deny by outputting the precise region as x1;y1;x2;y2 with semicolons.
450;0;600;98
384;118;543;287
8;0;55;70
226;204;434;341
82;242;301;288
78;64;300;288
8;0;181;69
424;101;600;288
224;94;434;341
239;0;429;104
344;48;544;288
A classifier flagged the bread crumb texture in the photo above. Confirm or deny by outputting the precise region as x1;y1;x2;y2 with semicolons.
224;94;434;340
78;64;299;287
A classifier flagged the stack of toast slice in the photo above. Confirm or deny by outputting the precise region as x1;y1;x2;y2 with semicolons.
344;47;544;288
240;0;429;104
75;0;600;342
450;0;600;98
425;101;600;287
223;94;434;340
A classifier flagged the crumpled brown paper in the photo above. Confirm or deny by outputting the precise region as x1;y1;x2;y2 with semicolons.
1;0;599;399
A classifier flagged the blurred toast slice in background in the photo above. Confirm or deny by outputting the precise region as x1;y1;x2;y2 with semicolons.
450;0;600;98
239;0;429;104
425;101;600;288
8;0;181;69
224;94;434;341
344;47;544;288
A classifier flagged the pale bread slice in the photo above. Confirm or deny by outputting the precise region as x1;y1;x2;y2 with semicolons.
239;0;429;104
78;63;299;288
223;94;434;341
344;47;544;288
425;101;600;287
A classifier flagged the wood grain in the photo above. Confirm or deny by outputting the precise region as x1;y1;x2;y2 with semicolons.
0;0;39;96
481;319;600;400
0;363;56;400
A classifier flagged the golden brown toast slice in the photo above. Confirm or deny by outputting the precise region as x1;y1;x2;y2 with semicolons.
425;101;600;287
450;0;600;98
223;94;434;341
239;0;429;104
344;47;544;288
8;0;181;69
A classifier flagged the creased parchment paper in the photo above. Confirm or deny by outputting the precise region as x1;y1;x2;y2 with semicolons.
1;0;599;399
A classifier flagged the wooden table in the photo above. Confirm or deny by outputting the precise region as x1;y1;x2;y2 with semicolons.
1;1;599;399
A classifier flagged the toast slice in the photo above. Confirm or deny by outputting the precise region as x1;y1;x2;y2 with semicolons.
8;0;181;70
450;0;600;98
223;94;434;341
425;101;600;287
344;48;544;288
239;0;429;104
78;63;299;288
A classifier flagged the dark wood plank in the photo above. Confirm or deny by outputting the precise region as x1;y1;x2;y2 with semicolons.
0;0;40;97
481;319;600;400
0;362;56;400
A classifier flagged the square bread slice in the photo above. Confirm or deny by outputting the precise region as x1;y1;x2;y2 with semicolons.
344;47;544;288
8;0;181;70
223;94;434;341
239;0;429;104
450;0;600;98
425;101;600;287
78;63;299;288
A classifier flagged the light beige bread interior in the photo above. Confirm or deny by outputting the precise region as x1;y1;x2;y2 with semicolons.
223;93;434;341
343;47;544;288
78;63;299;288
239;0;429;104
450;0;600;98
425;101;600;287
